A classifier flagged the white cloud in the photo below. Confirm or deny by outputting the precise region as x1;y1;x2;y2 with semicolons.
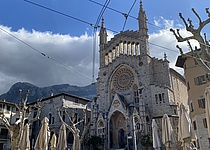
0;17;201;94
0;25;98;94
149;17;200;75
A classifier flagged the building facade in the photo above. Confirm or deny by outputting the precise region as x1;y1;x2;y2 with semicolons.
0;100;28;150
176;50;210;149
91;1;188;149
30;93;91;149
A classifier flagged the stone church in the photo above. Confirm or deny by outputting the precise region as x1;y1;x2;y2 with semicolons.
91;1;188;149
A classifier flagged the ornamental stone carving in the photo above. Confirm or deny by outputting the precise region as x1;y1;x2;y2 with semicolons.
113;67;134;91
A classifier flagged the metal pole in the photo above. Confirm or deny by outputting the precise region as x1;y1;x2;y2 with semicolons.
133;114;137;150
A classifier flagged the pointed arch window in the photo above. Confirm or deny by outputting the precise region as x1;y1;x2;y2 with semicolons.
49;113;52;125
97;119;105;137
134;90;139;103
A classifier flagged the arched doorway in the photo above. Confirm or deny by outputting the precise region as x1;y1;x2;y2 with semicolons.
109;111;126;149
118;129;125;148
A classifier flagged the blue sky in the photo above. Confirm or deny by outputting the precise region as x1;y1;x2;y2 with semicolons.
1;0;209;35
0;0;209;95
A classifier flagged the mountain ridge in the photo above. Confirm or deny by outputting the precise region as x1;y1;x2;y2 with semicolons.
0;82;96;103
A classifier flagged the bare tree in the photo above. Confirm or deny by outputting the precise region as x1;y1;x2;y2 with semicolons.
0;90;41;150
57;107;91;150
170;7;210;71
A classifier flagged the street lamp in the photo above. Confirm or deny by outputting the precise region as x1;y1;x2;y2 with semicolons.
129;103;137;150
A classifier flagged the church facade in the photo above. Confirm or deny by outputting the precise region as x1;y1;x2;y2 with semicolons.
91;1;188;149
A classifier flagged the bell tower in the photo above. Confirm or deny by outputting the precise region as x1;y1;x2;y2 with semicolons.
138;0;150;56
99;18;108;68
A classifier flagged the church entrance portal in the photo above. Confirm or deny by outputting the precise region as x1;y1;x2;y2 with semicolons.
109;111;126;149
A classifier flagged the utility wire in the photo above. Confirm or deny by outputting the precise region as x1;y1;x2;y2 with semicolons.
24;0;209;67
89;0;164;30
0;27;91;80
21;1;182;75
24;0;118;33
122;0;136;31
95;0;110;27
91;0;110;83
24;0;96;27
3;26;210;83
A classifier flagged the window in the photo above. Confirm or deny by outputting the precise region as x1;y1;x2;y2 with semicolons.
159;94;162;104
7;105;10;111
155;93;165;104
134;90;139;103
63;111;65;122
5;105;10;113
174;109;177;115
208;138;210;148
49;113;52;125
203;118;208;128
97;120;105;136
155;94;158;104
52;117;54;124
198;98;205;108
75;99;78;103
136;123;140;130
194;75;206;85
189;101;194;112
193;141;197;148
0;129;8;138
193;121;197;130
187;82;190;91
162;93;165;103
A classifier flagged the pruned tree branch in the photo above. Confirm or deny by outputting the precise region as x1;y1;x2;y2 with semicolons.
64;108;74;124
0;90;42;150
171;8;210;51
80;122;91;144
187;40;194;52
57;106;90;150
29;101;42;124
57;108;75;133
176;45;183;55
0;112;10;130
192;8;202;24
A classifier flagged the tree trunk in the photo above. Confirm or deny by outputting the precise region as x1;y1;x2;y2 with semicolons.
10;137;19;150
10;124;20;150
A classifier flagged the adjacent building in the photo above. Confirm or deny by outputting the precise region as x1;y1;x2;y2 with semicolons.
176;49;210;149
91;1;188;149
30;93;91;149
0;100;22;150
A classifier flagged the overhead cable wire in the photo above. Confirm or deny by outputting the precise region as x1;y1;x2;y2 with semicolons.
23;0;198;61
24;0;96;27
0;27;91;80
89;0;164;30
23;0;115;33
122;0;136;31
95;0;110;27
91;0;110;83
